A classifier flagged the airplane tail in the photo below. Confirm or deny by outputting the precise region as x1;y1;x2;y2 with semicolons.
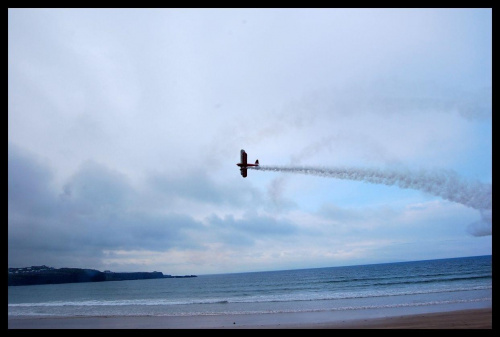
255;160;259;165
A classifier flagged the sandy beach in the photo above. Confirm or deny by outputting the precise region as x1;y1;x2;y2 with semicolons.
8;307;491;329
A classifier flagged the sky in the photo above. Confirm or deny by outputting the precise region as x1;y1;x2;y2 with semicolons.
8;8;492;275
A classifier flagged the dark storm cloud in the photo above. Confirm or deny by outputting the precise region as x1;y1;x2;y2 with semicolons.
8;144;205;268
61;161;134;213
8;144;56;216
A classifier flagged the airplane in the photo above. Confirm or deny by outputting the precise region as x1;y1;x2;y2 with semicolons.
236;149;259;178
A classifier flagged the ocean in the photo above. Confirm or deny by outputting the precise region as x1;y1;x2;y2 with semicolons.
8;255;492;321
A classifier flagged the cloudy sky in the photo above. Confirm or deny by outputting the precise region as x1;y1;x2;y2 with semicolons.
8;8;491;275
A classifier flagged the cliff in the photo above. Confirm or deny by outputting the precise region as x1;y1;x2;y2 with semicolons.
8;265;196;286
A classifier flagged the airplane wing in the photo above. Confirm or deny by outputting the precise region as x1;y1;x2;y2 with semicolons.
240;167;247;178
240;149;247;166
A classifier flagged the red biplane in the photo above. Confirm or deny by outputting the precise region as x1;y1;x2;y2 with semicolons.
236;149;259;178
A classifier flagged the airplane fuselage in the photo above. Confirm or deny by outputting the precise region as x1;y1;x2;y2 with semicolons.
236;163;259;167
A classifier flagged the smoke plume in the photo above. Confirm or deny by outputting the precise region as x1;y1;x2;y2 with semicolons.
251;165;492;235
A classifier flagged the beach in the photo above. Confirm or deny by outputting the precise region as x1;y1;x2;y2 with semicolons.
8;257;492;329
8;308;492;329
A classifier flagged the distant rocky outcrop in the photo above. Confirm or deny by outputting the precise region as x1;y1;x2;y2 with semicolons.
8;265;196;286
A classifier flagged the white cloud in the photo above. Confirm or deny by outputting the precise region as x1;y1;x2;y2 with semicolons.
8;8;491;274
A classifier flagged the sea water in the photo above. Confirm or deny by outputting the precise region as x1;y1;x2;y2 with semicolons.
8;255;492;319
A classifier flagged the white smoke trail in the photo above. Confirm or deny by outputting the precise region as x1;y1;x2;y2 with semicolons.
250;166;492;211
466;209;492;237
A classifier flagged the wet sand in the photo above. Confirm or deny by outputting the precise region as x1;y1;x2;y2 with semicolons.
8;308;492;329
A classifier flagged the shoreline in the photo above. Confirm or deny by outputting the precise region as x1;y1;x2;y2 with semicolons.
8;307;492;329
